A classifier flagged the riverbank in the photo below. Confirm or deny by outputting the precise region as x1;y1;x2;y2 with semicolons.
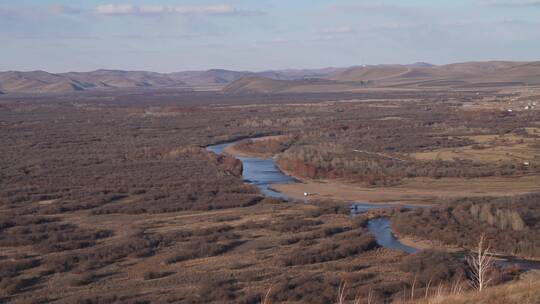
223;143;273;158
225;137;540;204
208;140;540;272
393;232;464;253
222;135;288;158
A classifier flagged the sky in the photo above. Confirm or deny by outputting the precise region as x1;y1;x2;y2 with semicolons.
1;0;540;73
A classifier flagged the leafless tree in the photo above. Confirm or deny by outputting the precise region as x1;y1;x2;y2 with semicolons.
262;285;273;304
466;234;494;292
410;274;417;300
337;281;347;304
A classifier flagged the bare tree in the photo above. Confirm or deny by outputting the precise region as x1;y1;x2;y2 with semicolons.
466;234;494;292
337;281;348;304
410;274;417;300
261;285;273;304
424;277;432;299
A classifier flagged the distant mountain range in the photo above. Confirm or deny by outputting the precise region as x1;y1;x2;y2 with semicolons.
224;61;540;94
2;61;540;94
0;67;345;94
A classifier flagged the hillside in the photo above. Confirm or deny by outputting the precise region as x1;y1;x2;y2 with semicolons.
0;71;83;94
169;68;342;87
331;65;411;82
222;77;358;94
0;67;340;94
61;70;185;89
226;61;540;94
0;70;185;94
411;275;540;304
330;61;540;89
3;61;540;94
168;69;249;87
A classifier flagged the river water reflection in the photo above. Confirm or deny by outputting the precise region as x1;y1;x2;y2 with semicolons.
207;143;295;198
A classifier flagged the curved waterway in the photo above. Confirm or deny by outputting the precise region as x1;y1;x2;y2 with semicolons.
207;143;295;198
207;141;540;269
207;141;416;251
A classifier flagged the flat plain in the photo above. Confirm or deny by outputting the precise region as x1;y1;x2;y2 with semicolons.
1;78;540;303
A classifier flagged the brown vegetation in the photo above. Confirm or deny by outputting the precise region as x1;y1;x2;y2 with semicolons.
1;87;538;303
393;193;540;258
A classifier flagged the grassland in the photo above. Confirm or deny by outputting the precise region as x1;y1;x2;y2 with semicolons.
272;175;540;204
1;87;539;303
412;133;539;163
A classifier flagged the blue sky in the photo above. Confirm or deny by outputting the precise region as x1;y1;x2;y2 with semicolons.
1;0;540;72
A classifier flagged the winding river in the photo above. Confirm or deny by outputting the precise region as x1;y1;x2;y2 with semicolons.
207;143;295;198
207;140;540;269
207;141;420;253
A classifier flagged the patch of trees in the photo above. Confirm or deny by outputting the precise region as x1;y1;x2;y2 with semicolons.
271;104;540;185
399;250;466;286
276;145;534;186
269;274;341;304
232;136;294;156
281;229;378;266
393;193;540;257
270;216;323;233
269;272;409;304
0;215;113;253
269;212;378;266
163;225;244;264
0;258;41;292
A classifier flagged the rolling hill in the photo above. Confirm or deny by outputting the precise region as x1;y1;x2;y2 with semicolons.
61;70;185;89
222;76;365;94
221;76;295;94
331;65;411;82
2;61;540;94
0;71;83;94
169;68;344;87
329;61;540;88
0;67;341;94
225;61;540;94
0;70;183;94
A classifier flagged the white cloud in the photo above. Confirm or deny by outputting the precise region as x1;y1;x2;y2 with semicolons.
255;38;293;45
483;0;540;6
328;3;407;13
95;4;136;15
317;26;355;34
174;4;234;15
49;4;82;15
92;4;264;16
139;5;166;15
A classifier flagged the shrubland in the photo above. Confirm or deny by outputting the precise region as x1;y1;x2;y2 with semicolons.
1;90;538;303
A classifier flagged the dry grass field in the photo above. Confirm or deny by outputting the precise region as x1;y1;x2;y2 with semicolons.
272;175;540;204
2;200;406;303
412;133;539;163
407;275;540;304
1;87;539;303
